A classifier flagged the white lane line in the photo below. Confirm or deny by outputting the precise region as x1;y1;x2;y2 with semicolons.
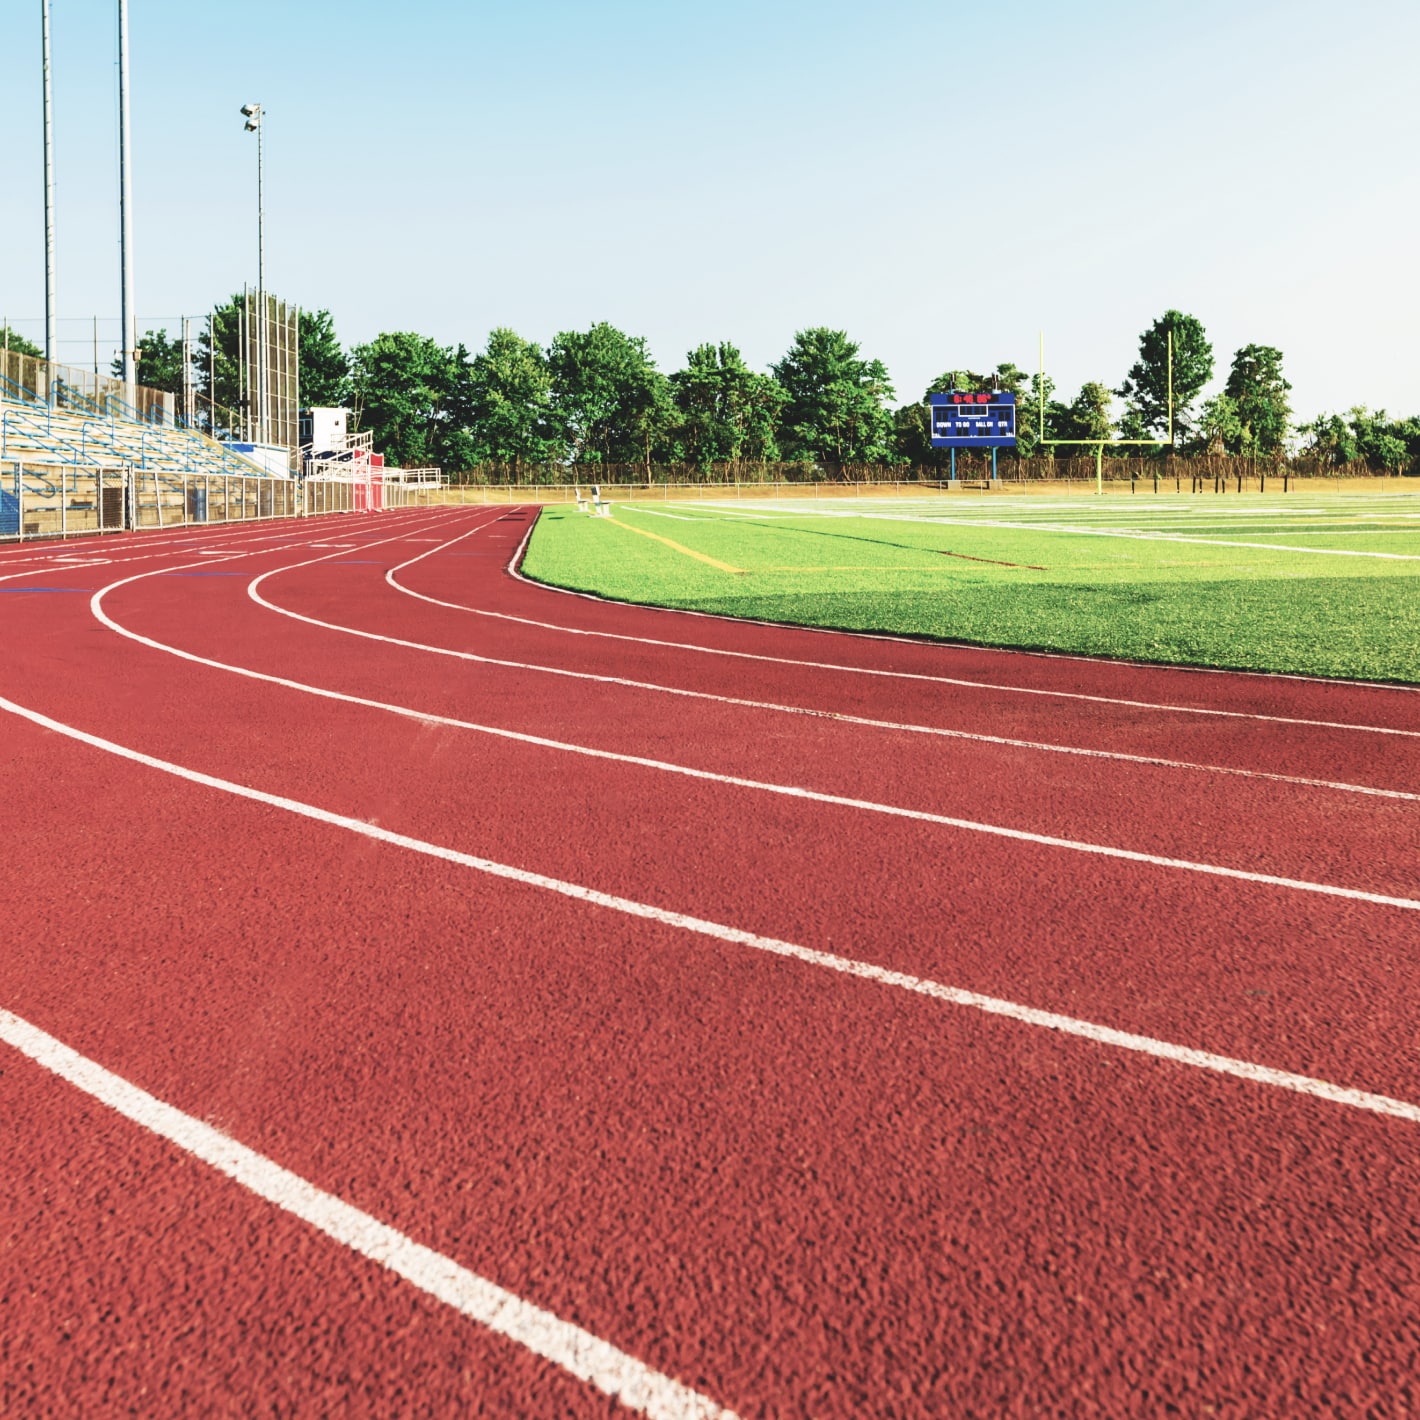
0;516;334;586
3;692;1419;1132
509;505;1420;696
382;526;1420;802
0;1008;733;1420
383;524;1420;755
512;546;1420;697
91;540;1420;907
494;534;1420;732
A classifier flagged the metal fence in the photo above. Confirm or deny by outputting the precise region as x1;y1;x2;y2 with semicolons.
446;454;1417;486
12;460;1400;546
1;462;299;541
2;346;173;424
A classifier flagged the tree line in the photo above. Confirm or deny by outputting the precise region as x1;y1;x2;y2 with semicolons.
7;303;1413;474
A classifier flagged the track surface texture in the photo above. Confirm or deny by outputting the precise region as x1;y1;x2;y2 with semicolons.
2;506;1418;1417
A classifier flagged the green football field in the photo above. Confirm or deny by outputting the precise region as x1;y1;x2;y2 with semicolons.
520;491;1420;682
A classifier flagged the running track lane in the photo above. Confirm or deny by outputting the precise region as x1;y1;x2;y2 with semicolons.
23;520;1420;1097
309;514;1420;795
4;710;1419;1416
2;508;1418;1413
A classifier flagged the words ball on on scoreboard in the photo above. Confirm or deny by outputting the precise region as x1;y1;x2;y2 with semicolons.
928;390;1018;449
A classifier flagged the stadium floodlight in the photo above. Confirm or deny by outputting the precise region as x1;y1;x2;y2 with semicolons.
241;104;266;443
42;0;57;372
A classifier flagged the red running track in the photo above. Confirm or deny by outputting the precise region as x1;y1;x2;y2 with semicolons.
2;506;1418;1416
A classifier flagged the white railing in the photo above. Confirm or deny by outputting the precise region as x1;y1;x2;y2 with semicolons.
383;466;444;487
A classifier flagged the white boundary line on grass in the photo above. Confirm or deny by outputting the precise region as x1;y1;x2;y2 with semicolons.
3;691;1419;1132
0;1006;734;1420
688;504;1420;559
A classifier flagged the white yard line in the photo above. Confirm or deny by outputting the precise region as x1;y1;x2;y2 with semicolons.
686;507;1420;559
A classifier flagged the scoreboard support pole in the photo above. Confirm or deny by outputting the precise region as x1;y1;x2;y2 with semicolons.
950;449;956;483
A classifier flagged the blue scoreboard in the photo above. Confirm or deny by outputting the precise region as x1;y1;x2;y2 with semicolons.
928;390;1017;449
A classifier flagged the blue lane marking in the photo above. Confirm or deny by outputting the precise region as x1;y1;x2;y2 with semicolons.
165;572;250;577
0;587;89;594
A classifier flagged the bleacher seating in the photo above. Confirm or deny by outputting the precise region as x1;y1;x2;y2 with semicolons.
2;366;289;539
1;386;268;482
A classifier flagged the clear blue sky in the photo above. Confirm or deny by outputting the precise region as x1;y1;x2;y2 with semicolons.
2;0;1416;424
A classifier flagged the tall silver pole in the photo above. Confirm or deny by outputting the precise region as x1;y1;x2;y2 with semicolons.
42;0;57;373
256;116;266;445
117;0;136;404
182;316;193;427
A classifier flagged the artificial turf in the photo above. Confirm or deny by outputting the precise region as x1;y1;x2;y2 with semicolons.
520;493;1420;682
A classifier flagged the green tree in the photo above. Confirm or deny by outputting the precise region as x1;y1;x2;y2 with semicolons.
1021;370;1056;459
988;360;1040;457
772;328;895;464
192;296;346;436
1224;344;1291;455
1347;409;1413;472
112;328;185;393
193;296;242;431
547;322;673;467
1;325;44;360
299;308;349;407
1296;412;1356;466
347;330;458;467
1355;416;1409;471
459;328;562;468
1117;310;1214;446
669;342;784;467
1196;393;1244;453
1048;381;1115;443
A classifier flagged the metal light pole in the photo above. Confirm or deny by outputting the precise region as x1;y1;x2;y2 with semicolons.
241;102;264;444
41;0;57;374
118;0;135;404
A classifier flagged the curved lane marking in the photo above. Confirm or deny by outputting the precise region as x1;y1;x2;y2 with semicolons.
0;1008;734;1420
92;540;1420;904
398;520;1420;738
501;506;1420;697
2;691;1419;1137
387;521;1420;793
